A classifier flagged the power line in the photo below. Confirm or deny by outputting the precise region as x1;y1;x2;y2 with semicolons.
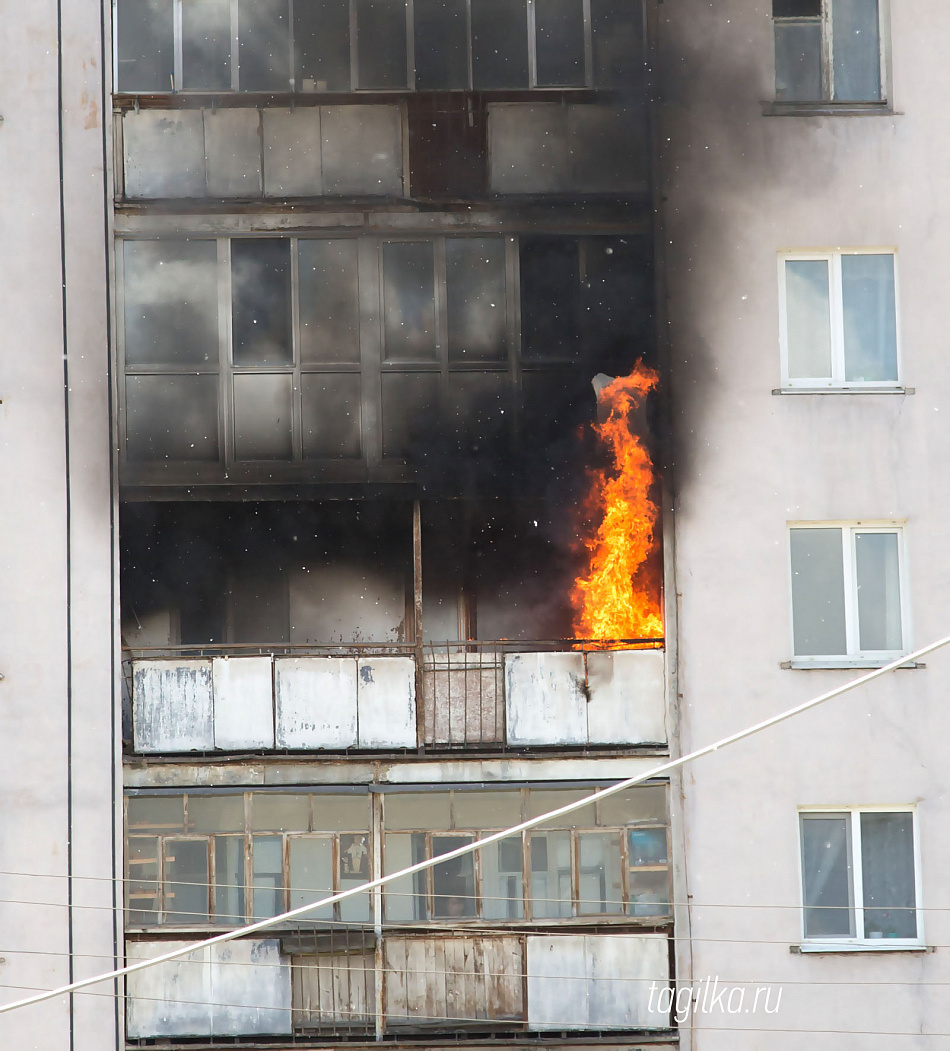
2;634;948;1016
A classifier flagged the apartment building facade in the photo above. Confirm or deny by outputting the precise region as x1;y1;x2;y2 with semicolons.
1;0;946;1048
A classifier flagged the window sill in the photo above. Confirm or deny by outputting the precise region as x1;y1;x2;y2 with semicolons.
792;943;932;955
782;658;924;670
772;386;912;396
762;101;896;117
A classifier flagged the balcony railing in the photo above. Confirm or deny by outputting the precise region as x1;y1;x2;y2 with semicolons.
125;640;666;755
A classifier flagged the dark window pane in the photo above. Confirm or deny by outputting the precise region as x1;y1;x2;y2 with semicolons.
301;374;362;458
855;532;902;652
861;813;917;939
231;239;292;365
381;372;441;458
164;838;210;924
774;21;822;102
590;0;642;88
295;0;351;91
213;835;246;924
124;240;219;366
801;815;854;938
471;0;529;88
117;0;175;92
841;253;897;382
446;238;506;361
233;373;293;460
298;239;360;363
789;527;847;656
535;0;585;86
447;373;509;457
239;0;291;91
126;375;219;461
520;237;578;360
252;835;284;919
355;0;408;88
182;0;232;90
382;242;437;360
127;836;160;926
832;0;881;101
773;0;820;15
432;835;476;918
414;0;469;89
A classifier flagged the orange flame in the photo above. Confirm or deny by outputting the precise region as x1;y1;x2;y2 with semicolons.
571;363;663;645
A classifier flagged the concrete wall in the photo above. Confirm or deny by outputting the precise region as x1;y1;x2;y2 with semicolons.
660;2;950;1048
0;0;117;1046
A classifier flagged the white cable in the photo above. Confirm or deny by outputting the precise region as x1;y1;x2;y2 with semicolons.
2;634;947;1015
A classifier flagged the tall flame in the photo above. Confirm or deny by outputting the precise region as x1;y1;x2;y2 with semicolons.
571;363;663;644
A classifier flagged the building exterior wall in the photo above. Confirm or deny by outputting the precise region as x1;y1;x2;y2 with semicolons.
661;2;950;1046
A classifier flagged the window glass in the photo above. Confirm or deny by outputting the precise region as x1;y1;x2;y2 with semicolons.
520;238;578;359
590;0;642;88
250;793;311;831
384;832;427;920
774;21;822;102
785;259;832;380
453;790;523;829
385;792;452;831
188;794;245;833
480;835;525;919
311;794;371;832
182;0;232;90
295;0;351;91
529;789;596;827
471;0;529;88
164;839;210;924
128;795;185;833
213;834;246;924
252;834;285;918
117;0;175;92
414;0;469;89
432;835;476;918
832;0;881;102
239;0;291;90
231;239;293;365
598;785;667;826
301;375;362;459
801;814;854;937
534;0;585;86
577;832;622;914
529;830;572;918
446;239;507;362
773;0;820;15
355;0;408;88
233;373;294;461
790;528;847;656
382;242;437;361
861;812;917;938
126;375;220;462
339;833;372;921
127;836;160;926
628;826;668;867
289;835;335;920
124;241;218;367
298;240;360;364
854;531;902;651
841;254;897;382
380;372;441;459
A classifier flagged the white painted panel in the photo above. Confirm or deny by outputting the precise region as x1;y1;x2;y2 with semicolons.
210;939;292;1035
212;657;275;749
274;657;358;748
321;105;403;195
487;105;571;193
123;110;205;198
585;649;666;745
204;109;262;196
504;652;586;746
262;109;323;197
357;657;416;749
132;660;214;753
126;940;291;1037
526;933;669;1030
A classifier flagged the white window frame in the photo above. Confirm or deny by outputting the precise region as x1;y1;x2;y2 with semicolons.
778;248;901;390
798;806;923;951
772;0;889;106
787;521;910;667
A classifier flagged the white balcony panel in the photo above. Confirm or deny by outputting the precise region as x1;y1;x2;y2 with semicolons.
204;109;262;196
262;109;323;196
274;657;358;749
127;939;291;1038
132;659;214;753
320;105;404;196
584;649;666;745
357;657;416;748
526;933;669;1031
504;652;587;746
123;110;205;198
212;657;275;749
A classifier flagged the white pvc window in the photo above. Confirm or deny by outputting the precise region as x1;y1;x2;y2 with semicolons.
779;250;899;388
800;808;922;946
789;523;907;661
773;0;885;104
